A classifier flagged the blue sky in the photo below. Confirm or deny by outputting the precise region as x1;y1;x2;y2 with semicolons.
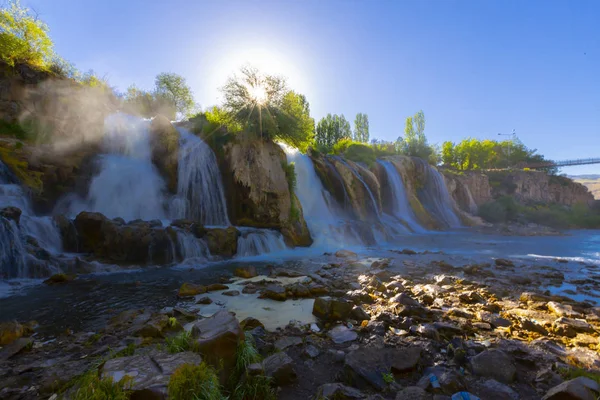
28;0;600;174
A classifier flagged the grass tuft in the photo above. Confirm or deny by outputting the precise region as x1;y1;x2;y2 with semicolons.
168;363;225;400
166;330;197;354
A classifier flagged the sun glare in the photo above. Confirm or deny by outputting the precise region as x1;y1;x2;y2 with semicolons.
248;83;268;105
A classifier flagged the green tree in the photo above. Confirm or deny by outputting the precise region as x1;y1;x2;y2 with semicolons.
353;113;369;143
0;0;53;68
316;114;351;150
279;91;315;151
397;110;437;163
155;72;195;118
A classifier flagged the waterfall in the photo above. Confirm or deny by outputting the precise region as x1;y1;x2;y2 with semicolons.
237;228;287;257
68;114;167;221
378;160;425;233
176;230;210;260
464;186;478;214
170;128;230;226
415;159;461;228
0;217;27;279
333;156;381;220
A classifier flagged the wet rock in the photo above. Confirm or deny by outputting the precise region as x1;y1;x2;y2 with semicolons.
400;249;417;255
205;227;238;257
260;285;287;301
222;290;240;296
328;325;358;344
344;347;421;390
196;296;212;304
495;258;515;267
43;273;74;284
274;336;302;351
240;317;264;331
313;296;353;321
263;352;296;385
287;283;311;298
395;386;431;400
206;283;229;292
554;317;594;334
0;321;25;345
234;266;257;278
470;349;516;384
510;275;532;285
178;282;206;297
317;383;366;399
191;311;244;383
542;377;600;400
0;207;21;224
100;350;202;398
0;337;32;360
335;249;358;258
303;344;320;359
472;379;519;400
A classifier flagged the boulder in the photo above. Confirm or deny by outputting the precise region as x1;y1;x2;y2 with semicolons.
0;206;21;224
206;283;229;291
317;383;365;399
335;249;358;259
395;386;432;400
178;282;206;297
191;311;244;383
553;317;594;334
263;352;296;386
472;379;519;400
470;349;516;384
234;266;257;278
313;297;353;321
260;285;287;301
240;317;264;331
53;214;78;252
100;350;202;398
205;227;239;257
542;377;600;400
0;321;25;345
0;337;32;360
344;347;421;390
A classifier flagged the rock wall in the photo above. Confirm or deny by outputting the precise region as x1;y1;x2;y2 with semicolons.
443;172;492;213
222;137;312;247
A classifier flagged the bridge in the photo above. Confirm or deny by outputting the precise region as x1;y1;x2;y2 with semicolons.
525;157;600;169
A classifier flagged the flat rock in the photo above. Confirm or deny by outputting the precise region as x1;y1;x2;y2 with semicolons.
0;337;32;360
317;383;365;399
395;386;431;400
554;317;594;333
178;282;206;297
274;336;303;351
263;352;296;385
328;325;358;344
344;347;421;390
260;285;287;301
477;311;511;328
222;290;240;296
470;349;516;384
548;301;583;318
542;377;600;400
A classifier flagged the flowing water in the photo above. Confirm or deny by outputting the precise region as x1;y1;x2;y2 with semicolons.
415;159;461;228
236;228;288;257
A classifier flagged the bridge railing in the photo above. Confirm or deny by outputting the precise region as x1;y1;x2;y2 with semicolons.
526;157;600;169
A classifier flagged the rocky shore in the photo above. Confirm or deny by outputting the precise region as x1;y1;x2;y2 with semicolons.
1;248;599;400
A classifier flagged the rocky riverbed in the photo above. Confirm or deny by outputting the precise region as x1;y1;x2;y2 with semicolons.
1;245;600;400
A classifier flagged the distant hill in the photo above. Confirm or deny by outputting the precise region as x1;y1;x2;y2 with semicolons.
570;175;600;199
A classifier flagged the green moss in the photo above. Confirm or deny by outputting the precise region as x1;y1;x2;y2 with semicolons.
558;367;600;384
112;343;136;358
84;333;102;347
168;363;224;400
0;147;44;193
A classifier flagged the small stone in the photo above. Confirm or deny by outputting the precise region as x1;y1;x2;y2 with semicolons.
240;317;264;331
274;336;303;351
390;292;421;307
303;344;320;359
260;285;287;301
178;282;206;297
520;318;548;335
247;363;264;376
495;258;515;267
335;249;358;258
263;352;296;385
234;266;257;278
395;386;431;400
554;317;594;333
328;325;358;344
352;306;370;321
317;383;365;399
206;283;229;292
400;249;417;255
543;376;600;400
471;349;516;384
196;296;212;304
222;290;240;296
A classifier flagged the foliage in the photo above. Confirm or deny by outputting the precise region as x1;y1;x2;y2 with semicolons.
442;137;557;173
168;363;224;400
558;367;600;385
166;330;196;354
396;110;438;164
0;0;53;68
382;372;395;384
72;372;132;400
113;343;136;357
0;120;28;140
282;162;297;192
155;72;196;118
221;66;313;149
478;196;520;223
353;113;369;143
232;375;276;400
315;113;351;150
234;336;261;377
344;142;377;166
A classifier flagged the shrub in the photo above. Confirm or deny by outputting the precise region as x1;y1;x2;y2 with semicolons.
344;143;376;166
232;375;276;400
72;373;131;400
166;330;196;354
234;336;261;377
478;196;520;223
168;363;224;400
282;162;296;192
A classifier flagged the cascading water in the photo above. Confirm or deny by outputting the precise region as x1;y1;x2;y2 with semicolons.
170;128;230;226
378;160;425;233
67;114;167;221
237;228;287;257
415;159;461;228
176;231;210;260
333;156;381;220
0;218;26;279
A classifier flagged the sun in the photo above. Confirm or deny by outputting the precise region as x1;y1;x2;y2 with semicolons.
248;83;268;105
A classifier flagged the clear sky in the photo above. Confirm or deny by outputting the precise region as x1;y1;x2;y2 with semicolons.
27;0;600;174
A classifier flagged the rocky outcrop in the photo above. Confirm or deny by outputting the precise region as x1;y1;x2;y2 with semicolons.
328;156;379;221
149;115;179;193
443;171;492;213
222;138;311;246
205;226;238;257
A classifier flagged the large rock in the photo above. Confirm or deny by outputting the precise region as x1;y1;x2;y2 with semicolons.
100;350;202;398
0;206;21;224
542;377;600;400
149;115;179;193
0;337;32;360
222;139;312;247
178;282;207;297
471;379;519;400
313;297;353;321
344;347;421;390
205;227;239;257
53;214;78;252
0;321;25;345
470;349;516;384
191;311;244;383
263;352;296;386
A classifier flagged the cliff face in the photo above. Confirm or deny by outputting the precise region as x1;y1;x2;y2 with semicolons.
222;137;312;247
443;172;492;213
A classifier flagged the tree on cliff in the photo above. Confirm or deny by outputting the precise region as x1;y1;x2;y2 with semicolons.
397;110;438;164
0;0;53;68
155;73;196;118
315;114;352;149
221;66;313;149
353;113;369;143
